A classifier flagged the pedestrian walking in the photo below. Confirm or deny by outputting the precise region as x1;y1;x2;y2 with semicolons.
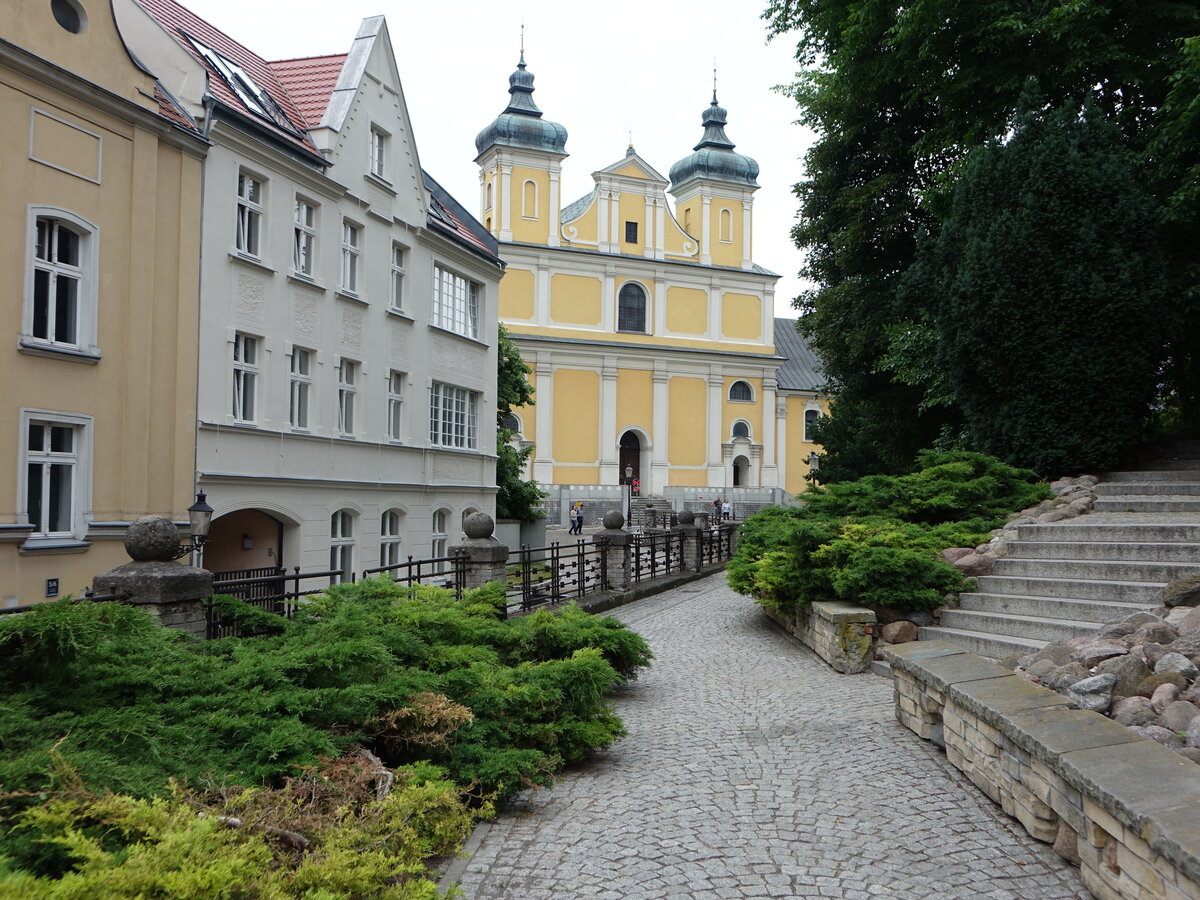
568;503;580;534
722;500;732;520
713;497;721;521
575;503;585;534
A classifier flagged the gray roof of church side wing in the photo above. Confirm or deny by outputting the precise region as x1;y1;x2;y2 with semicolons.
774;318;826;392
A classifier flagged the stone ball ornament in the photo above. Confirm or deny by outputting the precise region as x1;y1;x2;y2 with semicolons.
603;510;625;530
124;515;184;562
463;511;496;540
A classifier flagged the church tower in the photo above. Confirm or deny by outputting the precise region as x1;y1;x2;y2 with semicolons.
474;53;567;246
668;93;759;269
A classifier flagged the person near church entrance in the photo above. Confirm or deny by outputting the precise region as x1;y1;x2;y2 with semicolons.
713;498;721;521
722;500;732;520
568;503;579;534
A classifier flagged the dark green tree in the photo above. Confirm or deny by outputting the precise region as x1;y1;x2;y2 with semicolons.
905;93;1171;473
764;0;1200;476
496;324;545;521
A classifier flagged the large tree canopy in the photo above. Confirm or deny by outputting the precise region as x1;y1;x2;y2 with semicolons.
766;0;1200;477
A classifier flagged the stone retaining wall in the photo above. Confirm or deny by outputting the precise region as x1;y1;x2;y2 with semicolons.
885;640;1200;900
764;601;876;674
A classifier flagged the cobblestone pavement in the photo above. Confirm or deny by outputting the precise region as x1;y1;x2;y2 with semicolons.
451;574;1089;900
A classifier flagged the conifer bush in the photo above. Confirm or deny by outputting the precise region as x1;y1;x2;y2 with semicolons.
0;580;651;891
729;451;1048;613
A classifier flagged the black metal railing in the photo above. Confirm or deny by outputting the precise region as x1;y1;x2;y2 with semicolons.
504;537;609;616
631;530;685;583
699;524;736;566
643;509;679;530
361;550;467;597
208;566;345;639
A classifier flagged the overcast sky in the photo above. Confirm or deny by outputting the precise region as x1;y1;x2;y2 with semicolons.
178;0;815;319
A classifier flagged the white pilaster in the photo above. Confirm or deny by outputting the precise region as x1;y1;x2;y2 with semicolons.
707;369;724;486
548;167;561;247
643;193;655;258
500;163;513;242
653;277;666;337
651;370;670;495
700;194;712;265
535;261;550;326
599;358;618;484
655;199;666;260
741;198;753;269
709;280;722;340
597;190;610;253
532;359;554;484
610;194;620;250
760;377;779;487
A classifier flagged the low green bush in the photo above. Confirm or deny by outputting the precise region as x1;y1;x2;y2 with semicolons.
0;581;652;887
729;451;1048;613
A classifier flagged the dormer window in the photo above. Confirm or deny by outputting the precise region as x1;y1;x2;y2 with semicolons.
369;126;387;180
184;34;302;137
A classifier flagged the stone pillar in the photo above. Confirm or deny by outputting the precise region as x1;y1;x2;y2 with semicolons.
90;515;212;639
595;510;632;591
676;511;703;572
458;512;510;591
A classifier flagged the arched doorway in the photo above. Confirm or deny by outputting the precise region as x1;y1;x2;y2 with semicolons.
619;431;641;494
732;455;749;487
204;509;285;573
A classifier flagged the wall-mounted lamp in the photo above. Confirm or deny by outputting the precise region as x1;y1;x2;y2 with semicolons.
173;491;214;558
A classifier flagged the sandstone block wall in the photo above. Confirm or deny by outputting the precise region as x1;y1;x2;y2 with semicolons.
765;601;876;674
886;641;1200;900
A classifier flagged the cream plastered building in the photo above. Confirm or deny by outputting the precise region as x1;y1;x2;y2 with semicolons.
0;0;205;606
127;0;503;578
475;56;826;519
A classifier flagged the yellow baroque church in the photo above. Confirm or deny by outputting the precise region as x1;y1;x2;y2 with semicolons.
475;55;827;521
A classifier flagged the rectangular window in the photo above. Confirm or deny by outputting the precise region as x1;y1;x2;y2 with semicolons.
387;370;404;441
432;265;479;339
341;221;360;293
289;347;312;429
330;509;354;584
31;218;82;347
236;172;263;256
389;244;406;311
429;382;478;449
25;420;77;536
380;509;401;568
369;127;387;179
293;199;315;276
624;221;638;243
337;359;358;436
232;333;258;422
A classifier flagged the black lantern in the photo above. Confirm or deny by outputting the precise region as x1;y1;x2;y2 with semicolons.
174;491;214;558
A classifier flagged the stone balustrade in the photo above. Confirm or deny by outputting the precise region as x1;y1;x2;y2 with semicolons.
885;640;1200;900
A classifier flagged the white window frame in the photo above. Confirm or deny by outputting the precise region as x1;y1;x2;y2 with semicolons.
23;207;99;356
431;508;448;568
236;171;264;257
340;220;361;294
330;509;355;583
387;370;404;441
432;265;479;339
429;382;478;450
232;332;259;423
380;509;402;568
337;358;359;436
18;408;92;544
369;126;388;180
289;346;313;430
389;243;406;312
293;198;316;277
731;419;751;440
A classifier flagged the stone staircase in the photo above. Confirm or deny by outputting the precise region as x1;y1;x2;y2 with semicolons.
629;496;675;529
919;441;1200;660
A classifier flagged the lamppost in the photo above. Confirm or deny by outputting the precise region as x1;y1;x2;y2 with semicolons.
624;464;633;529
805;451;821;487
173;491;214;560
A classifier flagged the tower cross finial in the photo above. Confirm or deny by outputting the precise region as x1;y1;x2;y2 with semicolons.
520;22;525;57
713;59;718;103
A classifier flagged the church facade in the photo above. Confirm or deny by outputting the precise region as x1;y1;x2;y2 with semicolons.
475;56;826;519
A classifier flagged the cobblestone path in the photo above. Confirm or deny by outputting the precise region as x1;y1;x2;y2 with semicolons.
451;574;1089;899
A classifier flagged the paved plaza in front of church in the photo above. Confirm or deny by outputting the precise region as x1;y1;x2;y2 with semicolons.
448;573;1089;899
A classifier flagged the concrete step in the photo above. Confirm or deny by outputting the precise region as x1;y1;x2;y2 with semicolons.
1097;481;1200;496
993;557;1200;583
1015;523;1200;543
1120;459;1200;471
1093;497;1200;513
958;592;1151;623
1103;470;1200;483
1005;541;1200;562
938;608;1100;643
917;625;1044;661
974;574;1166;604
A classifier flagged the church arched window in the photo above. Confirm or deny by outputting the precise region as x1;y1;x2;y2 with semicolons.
728;380;753;402
522;180;538;219
732;420;750;439
617;282;647;333
485;181;493;211
719;208;733;242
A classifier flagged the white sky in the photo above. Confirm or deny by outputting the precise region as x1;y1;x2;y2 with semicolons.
178;0;814;319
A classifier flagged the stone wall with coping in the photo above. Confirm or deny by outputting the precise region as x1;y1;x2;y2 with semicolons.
885;640;1200;900
764;601;876;674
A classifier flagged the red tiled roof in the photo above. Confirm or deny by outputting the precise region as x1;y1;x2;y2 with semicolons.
153;82;199;132
269;55;347;129
136;0;321;161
